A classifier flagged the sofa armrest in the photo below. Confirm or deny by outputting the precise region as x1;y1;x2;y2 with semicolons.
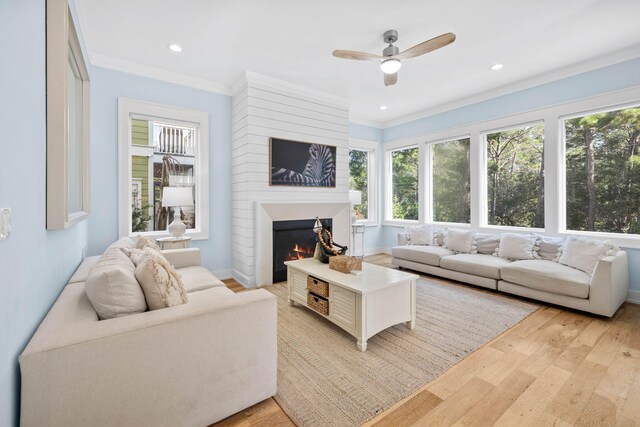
161;247;201;268
20;289;277;426
397;233;408;246
589;251;629;317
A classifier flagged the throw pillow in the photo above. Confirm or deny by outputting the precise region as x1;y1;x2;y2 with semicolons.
85;247;148;320
135;254;188;310
136;235;161;251
558;236;615;275
495;233;539;260
121;246;166;266
475;233;501;255
404;225;434;245
444;228;476;253
107;237;136;251
537;236;564;261
433;227;447;246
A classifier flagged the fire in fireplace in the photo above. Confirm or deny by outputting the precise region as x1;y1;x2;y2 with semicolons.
272;218;331;283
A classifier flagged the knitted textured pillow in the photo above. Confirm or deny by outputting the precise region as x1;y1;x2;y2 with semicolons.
135;254;188;310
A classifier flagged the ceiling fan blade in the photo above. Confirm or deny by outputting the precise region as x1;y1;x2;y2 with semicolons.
332;50;384;61
394;32;456;60
384;72;397;86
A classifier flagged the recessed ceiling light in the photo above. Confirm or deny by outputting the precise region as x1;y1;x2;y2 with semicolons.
168;44;183;53
491;63;503;71
380;105;387;110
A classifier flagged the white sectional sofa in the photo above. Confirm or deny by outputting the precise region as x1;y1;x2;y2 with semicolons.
20;239;277;427
392;232;629;317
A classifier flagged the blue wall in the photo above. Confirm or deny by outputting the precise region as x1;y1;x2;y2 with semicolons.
380;58;640;292
0;1;89;425
89;67;233;275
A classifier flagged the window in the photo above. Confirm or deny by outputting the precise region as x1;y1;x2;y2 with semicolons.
431;138;470;223
486;123;545;228
118;99;209;239
349;149;370;220
564;106;640;234
390;147;419;221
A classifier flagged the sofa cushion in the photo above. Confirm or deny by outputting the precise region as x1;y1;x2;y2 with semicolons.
178;266;226;293
496;233;539;260
391;245;454;266
501;260;590;298
107;237;135;251
85;247;147;320
440;254;512;280
135;255;188;310
558;236;616;275
537;236;564;261
444;228;476;253
404;225;434;245
475;234;501;255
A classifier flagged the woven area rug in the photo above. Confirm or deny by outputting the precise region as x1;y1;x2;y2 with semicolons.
269;278;538;427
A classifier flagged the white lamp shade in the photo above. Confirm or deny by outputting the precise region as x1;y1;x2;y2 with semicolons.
161;186;193;207
349;190;362;205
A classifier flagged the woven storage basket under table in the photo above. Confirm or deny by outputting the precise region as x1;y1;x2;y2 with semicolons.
307;276;329;297
307;293;329;315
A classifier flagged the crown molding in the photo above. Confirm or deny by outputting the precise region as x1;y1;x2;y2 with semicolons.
380;45;640;129
348;117;384;128
90;53;231;96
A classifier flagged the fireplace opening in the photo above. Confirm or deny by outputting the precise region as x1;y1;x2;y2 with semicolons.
272;218;332;283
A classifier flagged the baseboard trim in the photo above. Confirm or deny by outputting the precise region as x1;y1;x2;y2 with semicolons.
364;247;391;256
232;268;255;288
627;290;640;305
212;269;233;280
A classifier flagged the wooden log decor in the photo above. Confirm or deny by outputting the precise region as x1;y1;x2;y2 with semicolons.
329;255;362;273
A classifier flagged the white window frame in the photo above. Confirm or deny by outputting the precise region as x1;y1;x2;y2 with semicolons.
381;86;640;248
384;140;421;226
426;134;472;227
117;98;210;240
349;139;378;226
481;120;546;232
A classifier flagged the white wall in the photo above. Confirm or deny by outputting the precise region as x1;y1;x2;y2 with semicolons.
231;72;351;286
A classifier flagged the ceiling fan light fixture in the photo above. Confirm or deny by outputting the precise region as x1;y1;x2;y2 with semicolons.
380;58;402;74
491;63;503;71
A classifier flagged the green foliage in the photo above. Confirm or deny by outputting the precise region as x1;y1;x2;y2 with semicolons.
131;189;152;233
487;124;545;228
565;107;640;233
348;149;368;219
433;138;471;223
392;147;419;220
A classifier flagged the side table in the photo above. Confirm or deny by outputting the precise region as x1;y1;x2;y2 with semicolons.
156;236;192;250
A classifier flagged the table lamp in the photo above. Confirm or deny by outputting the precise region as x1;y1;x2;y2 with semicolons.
161;186;194;238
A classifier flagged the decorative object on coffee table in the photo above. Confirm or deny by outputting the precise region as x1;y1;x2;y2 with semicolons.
314;218;347;263
329;255;362;273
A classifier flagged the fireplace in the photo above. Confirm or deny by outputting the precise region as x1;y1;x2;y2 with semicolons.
272;218;331;283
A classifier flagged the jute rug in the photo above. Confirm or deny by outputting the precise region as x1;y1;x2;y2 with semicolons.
269;278;538;427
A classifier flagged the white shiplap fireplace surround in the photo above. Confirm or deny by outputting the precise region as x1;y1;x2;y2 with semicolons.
231;72;351;287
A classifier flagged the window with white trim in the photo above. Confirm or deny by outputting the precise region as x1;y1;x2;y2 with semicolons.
431;137;471;223
564;105;640;234
349;148;371;221
485;123;545;228
390;146;419;221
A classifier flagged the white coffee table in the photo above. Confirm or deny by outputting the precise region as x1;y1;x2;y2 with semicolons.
285;258;419;351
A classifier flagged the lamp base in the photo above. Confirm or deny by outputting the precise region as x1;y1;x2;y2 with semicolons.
168;217;187;238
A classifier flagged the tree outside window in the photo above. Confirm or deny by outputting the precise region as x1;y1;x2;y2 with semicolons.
565;106;640;234
432;138;470;223
486;124;545;228
391;147;419;220
348;149;369;220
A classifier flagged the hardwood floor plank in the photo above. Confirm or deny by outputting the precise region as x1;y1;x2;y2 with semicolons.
453;369;536;427
546;359;609;424
575;392;618;427
494;365;572;427
369;389;442;427
412;377;494;426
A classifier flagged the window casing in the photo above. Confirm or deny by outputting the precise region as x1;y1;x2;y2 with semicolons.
118;99;209;240
430;137;471;224
349;139;377;225
388;146;419;222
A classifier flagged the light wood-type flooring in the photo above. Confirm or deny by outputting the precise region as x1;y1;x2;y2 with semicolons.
214;254;640;427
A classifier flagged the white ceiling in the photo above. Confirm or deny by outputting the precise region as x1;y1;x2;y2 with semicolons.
76;0;640;126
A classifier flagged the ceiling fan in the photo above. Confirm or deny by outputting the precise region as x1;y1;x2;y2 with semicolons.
333;30;456;86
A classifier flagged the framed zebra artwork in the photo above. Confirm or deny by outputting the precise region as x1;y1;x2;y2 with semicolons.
269;138;337;187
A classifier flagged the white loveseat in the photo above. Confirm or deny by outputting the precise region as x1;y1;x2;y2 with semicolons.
392;233;628;317
19;240;277;427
